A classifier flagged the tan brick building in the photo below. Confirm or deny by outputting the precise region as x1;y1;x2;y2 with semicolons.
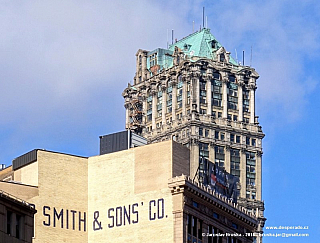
0;140;261;243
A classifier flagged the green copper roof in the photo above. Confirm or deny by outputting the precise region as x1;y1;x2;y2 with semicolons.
168;28;237;65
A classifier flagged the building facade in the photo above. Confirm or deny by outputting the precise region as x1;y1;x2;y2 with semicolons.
0;190;36;243
0;140;261;243
123;28;265;228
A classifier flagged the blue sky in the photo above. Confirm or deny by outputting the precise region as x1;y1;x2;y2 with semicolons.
0;0;319;241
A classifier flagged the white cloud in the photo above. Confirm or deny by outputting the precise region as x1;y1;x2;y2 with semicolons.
0;0;197;163
0;0;319;164
204;0;320;124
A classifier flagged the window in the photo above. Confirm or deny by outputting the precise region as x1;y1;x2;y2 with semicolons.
212;79;222;107
243;88;249;112
218;112;222;118
200;78;206;104
208;225;222;243
232;223;238;229
199;143;209;158
233;115;238;121
252;139;256;146
199;128;203;136
230;149;240;177
246;137;250;145
220;133;225;141
215;146;225;168
220;53;225;62
177;76;183;108
228;82;238;110
187;81;191;105
149;53;157;67
200;108;207;114
236;136;240;143
246;152;256;186
192;201;199;208
147;92;152;122
230;134;235;142
215;131;219;139
167;80;172;113
16;214;21;239
157;86;162;117
188;215;203;243
205;129;209;137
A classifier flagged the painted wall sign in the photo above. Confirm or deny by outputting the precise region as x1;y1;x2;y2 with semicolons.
40;198;166;232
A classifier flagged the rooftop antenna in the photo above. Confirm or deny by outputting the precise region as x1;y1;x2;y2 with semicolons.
250;46;252;67
242;50;245;66
172;29;174;45
206;16;208;28
193;21;194;33
203;7;205;29
167;29;169;48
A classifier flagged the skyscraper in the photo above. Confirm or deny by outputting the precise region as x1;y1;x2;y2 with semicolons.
123;28;265;219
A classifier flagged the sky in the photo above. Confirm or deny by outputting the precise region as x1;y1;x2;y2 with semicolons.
0;0;319;242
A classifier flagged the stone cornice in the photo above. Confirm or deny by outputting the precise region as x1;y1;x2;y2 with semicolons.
168;175;259;226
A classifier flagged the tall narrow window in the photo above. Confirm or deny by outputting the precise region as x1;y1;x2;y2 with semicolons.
246;151;256;186
228;81;238;110
16;214;21;239
200;78;206;104
157;86;162;117
230;149;240;177
187;81;191;105
177;76;183;108
167;80;172;113
215;146;225;168
243;88;249;112
212;79;222;107
147;92;152;122
199;142;209;158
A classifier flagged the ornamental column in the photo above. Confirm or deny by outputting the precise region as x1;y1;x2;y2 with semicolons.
249;78;256;124
206;76;212;116
240;148;247;198
225;145;231;174
221;76;228;119
191;70;200;113
256;151;262;201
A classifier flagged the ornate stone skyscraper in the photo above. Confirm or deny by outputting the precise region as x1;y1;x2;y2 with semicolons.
123;28;265;227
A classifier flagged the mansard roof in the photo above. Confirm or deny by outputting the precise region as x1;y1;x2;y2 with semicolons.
168;28;237;65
